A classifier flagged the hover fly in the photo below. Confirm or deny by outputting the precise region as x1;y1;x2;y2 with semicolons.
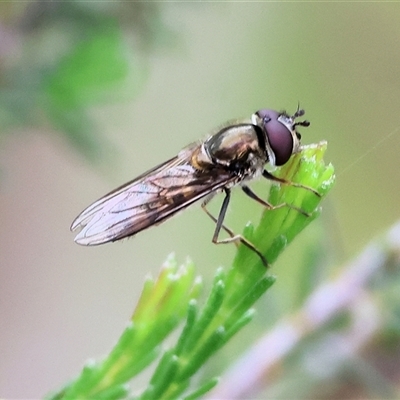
71;108;315;266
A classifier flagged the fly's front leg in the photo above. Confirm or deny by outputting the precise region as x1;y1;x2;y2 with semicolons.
257;169;321;217
263;169;321;197
202;188;268;267
241;184;311;217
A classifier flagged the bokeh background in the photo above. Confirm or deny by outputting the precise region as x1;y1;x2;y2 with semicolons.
1;2;400;398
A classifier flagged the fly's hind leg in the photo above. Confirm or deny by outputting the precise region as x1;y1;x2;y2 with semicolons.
201;188;268;267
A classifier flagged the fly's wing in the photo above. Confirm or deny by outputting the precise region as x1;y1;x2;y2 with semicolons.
71;155;236;245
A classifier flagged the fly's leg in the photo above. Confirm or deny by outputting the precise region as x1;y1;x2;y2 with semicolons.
263;169;321;198
201;188;268;267
241;184;312;217
201;193;237;242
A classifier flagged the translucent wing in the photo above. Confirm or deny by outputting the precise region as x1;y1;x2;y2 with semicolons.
71;154;236;245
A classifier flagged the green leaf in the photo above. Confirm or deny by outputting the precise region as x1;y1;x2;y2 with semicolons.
49;257;202;400
40;24;146;159
183;378;219;400
44;26;130;109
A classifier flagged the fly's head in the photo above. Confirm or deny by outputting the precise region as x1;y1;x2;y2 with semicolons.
252;107;310;166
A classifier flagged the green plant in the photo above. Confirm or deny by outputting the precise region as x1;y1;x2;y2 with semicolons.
47;142;334;400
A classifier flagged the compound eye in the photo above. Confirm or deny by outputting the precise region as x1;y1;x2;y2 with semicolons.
258;109;294;166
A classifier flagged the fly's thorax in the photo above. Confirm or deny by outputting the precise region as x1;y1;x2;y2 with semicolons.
189;123;266;179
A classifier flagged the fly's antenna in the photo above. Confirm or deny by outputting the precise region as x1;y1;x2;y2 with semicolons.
292;104;310;128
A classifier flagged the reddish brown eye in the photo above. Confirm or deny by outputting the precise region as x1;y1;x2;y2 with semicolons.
257;109;294;166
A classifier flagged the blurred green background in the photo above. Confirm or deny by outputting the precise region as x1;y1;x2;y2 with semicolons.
1;2;400;398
